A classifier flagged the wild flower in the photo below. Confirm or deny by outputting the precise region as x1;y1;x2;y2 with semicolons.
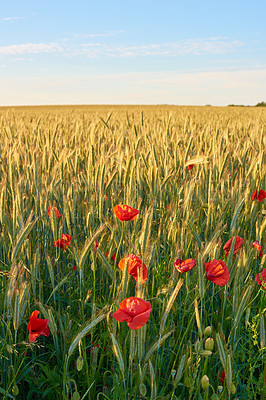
253;241;263;257
252;190;266;201
174;258;196;273
94;240;99;252
28;310;50;342
48;206;61;218
113;204;140;221
118;254;148;283
205;259;230;286
255;269;266;290
53;233;72;252
112;297;152;330
223;236;243;256
183;162;194;171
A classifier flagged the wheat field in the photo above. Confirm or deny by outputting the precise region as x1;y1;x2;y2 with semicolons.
0;105;265;400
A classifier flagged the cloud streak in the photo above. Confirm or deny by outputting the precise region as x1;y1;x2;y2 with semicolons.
75;37;244;57
73;30;125;39
1;16;26;22
0;42;62;55
0;37;244;57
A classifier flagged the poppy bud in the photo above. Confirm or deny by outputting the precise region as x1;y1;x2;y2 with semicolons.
76;356;84;371
218;385;224;392
199;350;212;357
230;383;236;394
195;339;201;352
184;376;191;387
169;337;176;347
201;375;209;390
72;391;80;400
204;326;212;337
12;385;19;396
205;338;214;351
187;356;192;365
139;383;147;396
171;369;176;377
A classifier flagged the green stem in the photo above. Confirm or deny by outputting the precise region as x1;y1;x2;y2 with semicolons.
62;355;69;399
112;222;125;298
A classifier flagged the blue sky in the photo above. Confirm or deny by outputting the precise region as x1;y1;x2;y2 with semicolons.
1;0;266;106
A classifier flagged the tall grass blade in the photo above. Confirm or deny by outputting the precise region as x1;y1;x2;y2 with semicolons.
160;278;183;333
110;331;125;375
11;211;37;262
68;313;106;357
174;354;187;387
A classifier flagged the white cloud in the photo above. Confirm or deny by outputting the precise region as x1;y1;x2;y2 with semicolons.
0;37;244;58
1;16;26;22
73;30;125;39
76;38;244;57
0;42;62;55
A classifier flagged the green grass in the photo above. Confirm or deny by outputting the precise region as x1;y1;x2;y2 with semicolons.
0;105;265;400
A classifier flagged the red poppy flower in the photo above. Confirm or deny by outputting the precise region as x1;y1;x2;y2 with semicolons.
112;297;152;330
174;258;196;273
71;265;77;271
94;240;99;252
205;259;230;286
183;162;194;171
28;310;50;342
105;252;117;260
223;236;243;256
48;206;61;219
113;204;140;221
104;194;108;201
256;269;266;290
118;254;148;283
220;371;226;386
253;241;262;252
252;190;266;201
61;233;71;242
53;233;72;252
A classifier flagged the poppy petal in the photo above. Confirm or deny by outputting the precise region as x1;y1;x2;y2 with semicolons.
127;306;152;330
112;309;132;323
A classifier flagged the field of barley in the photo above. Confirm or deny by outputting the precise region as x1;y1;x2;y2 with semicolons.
0;105;265;400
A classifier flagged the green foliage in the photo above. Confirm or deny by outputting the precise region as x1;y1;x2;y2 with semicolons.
0;105;265;399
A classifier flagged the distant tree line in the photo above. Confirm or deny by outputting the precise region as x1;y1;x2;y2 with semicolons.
227;101;266;107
